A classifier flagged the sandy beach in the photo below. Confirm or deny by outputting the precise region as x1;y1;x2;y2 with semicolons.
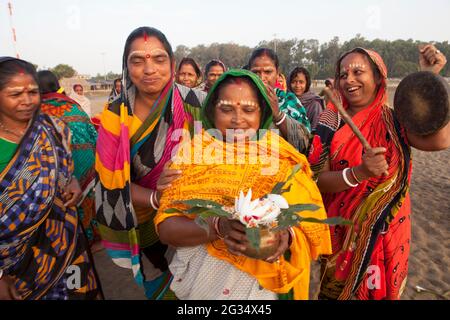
88;88;449;300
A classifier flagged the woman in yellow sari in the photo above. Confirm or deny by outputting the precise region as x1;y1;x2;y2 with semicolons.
154;69;332;300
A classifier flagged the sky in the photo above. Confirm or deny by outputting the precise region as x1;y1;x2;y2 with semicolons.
1;0;449;75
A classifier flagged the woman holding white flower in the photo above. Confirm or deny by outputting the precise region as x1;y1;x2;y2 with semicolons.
154;69;332;300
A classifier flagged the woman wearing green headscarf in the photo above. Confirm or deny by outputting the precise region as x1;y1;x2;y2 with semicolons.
154;69;332;300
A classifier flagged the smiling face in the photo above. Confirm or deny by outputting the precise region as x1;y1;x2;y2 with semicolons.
127;36;172;96
0;74;40;124
339;52;380;109
177;63;199;88
290;72;307;97
213;81;261;141
250;55;278;87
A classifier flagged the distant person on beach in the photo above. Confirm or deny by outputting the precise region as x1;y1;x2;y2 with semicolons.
176;57;202;89
37;70;100;250
199;59;226;93
288;67;325;131
108;78;122;103
95;26;206;300
308;45;449;300
319;78;339;107
70;83;92;116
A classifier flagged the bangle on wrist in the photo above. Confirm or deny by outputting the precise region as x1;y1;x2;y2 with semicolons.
287;227;295;246
350;167;363;184
275;111;283;120
275;113;287;126
149;190;159;210
273;111;283;122
213;217;225;239
342;168;358;188
154;190;160;207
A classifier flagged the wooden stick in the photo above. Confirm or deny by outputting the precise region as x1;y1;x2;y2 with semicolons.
323;88;372;150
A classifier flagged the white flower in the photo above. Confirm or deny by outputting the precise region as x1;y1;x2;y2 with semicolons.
234;189;288;227
267;194;289;209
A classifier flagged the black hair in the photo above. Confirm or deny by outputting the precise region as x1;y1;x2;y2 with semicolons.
335;48;382;88
205;76;271;128
178;57;202;78
248;48;279;70
0;58;38;91
205;59;226;76
114;78;122;85
288;67;311;93
37;70;61;94
325;79;333;87
123;26;173;66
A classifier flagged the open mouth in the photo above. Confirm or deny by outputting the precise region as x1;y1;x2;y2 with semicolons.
347;86;361;94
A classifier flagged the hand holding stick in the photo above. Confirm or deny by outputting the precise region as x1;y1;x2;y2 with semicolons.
322;87;372;151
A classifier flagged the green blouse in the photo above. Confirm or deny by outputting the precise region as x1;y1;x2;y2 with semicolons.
0;137;18;173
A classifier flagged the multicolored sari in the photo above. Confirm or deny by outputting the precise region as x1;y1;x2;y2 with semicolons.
40;92;98;243
0;113;99;300
95;76;205;299
308;49;412;300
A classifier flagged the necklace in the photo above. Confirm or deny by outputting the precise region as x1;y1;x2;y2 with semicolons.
0;120;26;138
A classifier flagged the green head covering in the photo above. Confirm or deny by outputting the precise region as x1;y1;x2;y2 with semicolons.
202;69;273;130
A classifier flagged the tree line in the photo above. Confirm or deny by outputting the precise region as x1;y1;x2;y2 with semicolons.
174;35;450;79
41;35;450;80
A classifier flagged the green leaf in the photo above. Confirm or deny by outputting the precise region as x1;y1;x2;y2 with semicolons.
287;163;302;180
175;199;224;210
197;209;231;220
270;182;285;195
300;216;353;226
184;206;231;219
283;204;321;214
280;184;292;194
246;228;261;251
273;213;352;231
185;207;206;214
274;213;301;231
207;207;232;217
194;216;210;235
271;164;301;195
164;208;184;214
173;199;232;218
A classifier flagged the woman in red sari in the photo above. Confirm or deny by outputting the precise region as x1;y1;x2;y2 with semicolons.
308;45;449;300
